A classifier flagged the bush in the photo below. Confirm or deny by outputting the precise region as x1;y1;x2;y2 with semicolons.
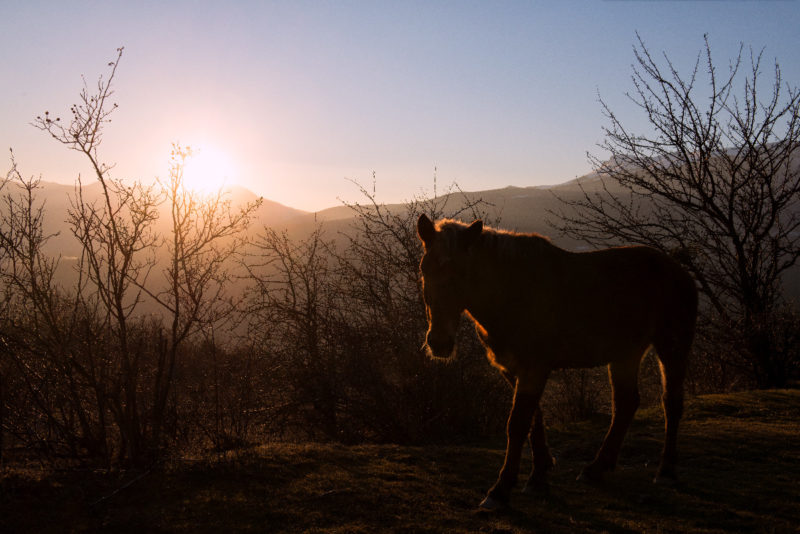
244;183;510;444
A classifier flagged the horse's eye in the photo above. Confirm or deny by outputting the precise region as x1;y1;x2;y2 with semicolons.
421;252;454;276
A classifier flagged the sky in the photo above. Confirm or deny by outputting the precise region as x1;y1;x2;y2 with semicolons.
1;1;799;212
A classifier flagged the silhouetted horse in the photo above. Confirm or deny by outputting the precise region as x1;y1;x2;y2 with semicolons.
417;215;697;510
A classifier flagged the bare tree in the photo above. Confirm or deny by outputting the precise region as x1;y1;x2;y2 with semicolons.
31;48;263;462
33;48;163;464
552;35;800;388
146;144;261;449
0;152;115;461
245;224;338;438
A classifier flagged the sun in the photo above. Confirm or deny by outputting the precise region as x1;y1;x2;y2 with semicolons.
181;144;238;194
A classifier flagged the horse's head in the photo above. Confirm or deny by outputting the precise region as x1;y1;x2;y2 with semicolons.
417;214;483;359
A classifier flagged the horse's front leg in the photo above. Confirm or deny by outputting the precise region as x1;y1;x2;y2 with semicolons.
499;371;555;493
500;370;556;493
522;406;555;493
480;372;547;510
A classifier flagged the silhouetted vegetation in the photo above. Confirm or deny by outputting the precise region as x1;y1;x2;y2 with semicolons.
1;51;262;467
243;180;509;444
553;35;800;389
0;52;514;468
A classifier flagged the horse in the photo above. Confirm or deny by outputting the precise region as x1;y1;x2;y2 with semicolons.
416;214;697;510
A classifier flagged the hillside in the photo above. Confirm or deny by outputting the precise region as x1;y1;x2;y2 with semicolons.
2;389;798;533
4;176;594;256
0;180;308;259
294;182;582;235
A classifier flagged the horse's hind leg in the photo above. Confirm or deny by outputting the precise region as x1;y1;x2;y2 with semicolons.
654;342;688;483
579;360;641;482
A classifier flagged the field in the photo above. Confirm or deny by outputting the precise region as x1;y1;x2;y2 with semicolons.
2;389;798;533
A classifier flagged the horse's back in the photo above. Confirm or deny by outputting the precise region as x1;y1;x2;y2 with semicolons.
531;245;697;367
576;245;695;300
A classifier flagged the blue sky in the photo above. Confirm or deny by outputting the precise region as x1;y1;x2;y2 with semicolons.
2;1;799;211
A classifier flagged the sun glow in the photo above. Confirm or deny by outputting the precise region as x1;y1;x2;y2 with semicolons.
180;144;238;194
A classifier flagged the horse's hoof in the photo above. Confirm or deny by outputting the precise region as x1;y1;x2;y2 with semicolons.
653;474;679;486
577;467;604;484
478;495;506;511
522;478;549;495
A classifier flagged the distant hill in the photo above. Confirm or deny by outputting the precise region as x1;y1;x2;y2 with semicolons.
301;183;574;230
226;184;309;226
0;180;307;258
3;175;597;259
281;178;602;251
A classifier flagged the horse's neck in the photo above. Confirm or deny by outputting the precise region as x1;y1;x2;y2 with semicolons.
463;235;560;331
461;242;519;330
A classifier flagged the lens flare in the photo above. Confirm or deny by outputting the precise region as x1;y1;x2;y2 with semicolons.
181;144;237;194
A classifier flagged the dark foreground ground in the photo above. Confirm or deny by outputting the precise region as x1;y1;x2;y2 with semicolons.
2;389;799;533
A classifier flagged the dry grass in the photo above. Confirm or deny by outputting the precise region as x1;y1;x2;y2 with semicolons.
2;389;799;533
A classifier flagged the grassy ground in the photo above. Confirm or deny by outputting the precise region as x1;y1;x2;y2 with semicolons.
2;389;799;533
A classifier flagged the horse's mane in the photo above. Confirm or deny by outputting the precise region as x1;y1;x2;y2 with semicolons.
436;219;556;260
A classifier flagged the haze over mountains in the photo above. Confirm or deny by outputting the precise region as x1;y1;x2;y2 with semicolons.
8;173;602;261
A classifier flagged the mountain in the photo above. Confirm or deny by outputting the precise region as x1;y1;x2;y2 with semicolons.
0;180;308;258
0;174;621;263
279;180;597;251
227;185;309;225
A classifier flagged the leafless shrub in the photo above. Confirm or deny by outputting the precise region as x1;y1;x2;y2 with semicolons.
243;177;509;443
1;50;260;466
542;368;609;426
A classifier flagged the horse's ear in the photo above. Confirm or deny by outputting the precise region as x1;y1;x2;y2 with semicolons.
464;219;483;245
417;214;436;246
